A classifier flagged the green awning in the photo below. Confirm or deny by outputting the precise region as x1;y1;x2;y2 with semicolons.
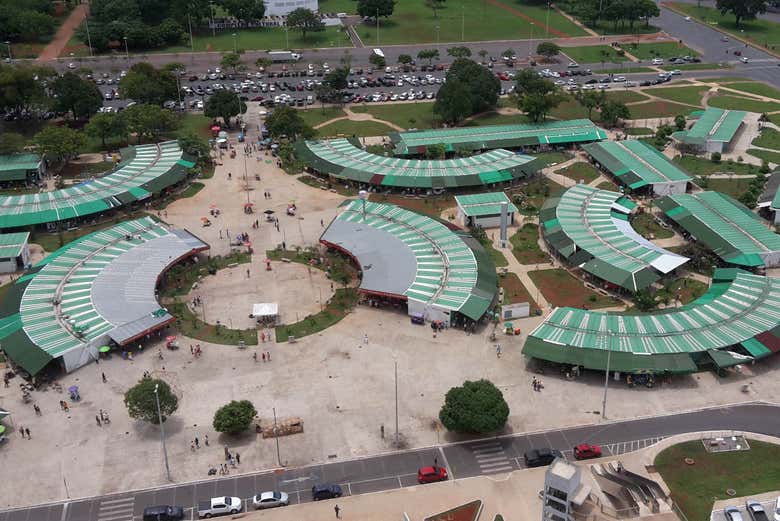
707;349;749;369
741;338;771;359
177;159;196;168
0;328;53;376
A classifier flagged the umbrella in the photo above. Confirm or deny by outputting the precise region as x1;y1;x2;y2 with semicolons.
504;322;513;328
244;242;252;247
166;335;176;342
210;204;218;209
67;386;79;393
264;209;275;215
201;217;210;222
244;202;254;208
98;345;111;353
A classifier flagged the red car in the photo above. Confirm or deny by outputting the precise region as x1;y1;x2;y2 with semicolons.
417;466;448;484
573;444;602;460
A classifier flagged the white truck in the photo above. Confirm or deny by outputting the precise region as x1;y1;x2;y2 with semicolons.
268;51;301;62
197;496;242;518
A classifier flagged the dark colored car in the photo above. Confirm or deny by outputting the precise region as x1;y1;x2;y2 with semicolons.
312;484;343;501
524;448;563;468
417;466;448;484
142;505;185;521
573;444;602;460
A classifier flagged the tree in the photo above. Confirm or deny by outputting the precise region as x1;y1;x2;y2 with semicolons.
439;379;509;434
369;53;386;68
0;132;26;155
204;89;246;127
711;151;722;163
178;129;210;159
577;89;606;119
85;112;128;147
51;72;103;120
425;0;446;18
123;104;179;142
478;49;489;63
221;52;244;74
213;399;257;434
397;54;413;65
434;80;473;124
163;62;186;74
434;58;500;125
265;104;314;140
124;378;178;424
119;62;178;106
600;100;630;127
513;68;565;122
0;63;55;117
356;0;396;20
501;48;515;61
447;46;472;59
634;289;657;311
221;0;265;20
674;114;687;131
426;143;447;159
255;57;272;70
286;8;324;40
33;126;85;168
716;0;767;27
638;0;660;28
417;49;440;66
324;67;349;92
536;42;561;61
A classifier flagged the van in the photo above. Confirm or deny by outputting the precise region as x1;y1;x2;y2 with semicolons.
142;505;184;521
371;48;385;59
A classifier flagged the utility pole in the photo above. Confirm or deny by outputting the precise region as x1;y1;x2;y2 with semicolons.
394;360;399;447
232;33;237;53
188;13;194;52
154;384;172;481
210;1;216;37
272;407;283;467
3;41;11;62
376;9;380;45
601;342;612;420
123;36;129;62
84;11;93;57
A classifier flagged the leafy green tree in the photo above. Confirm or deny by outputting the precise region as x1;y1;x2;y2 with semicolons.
51;72;103;120
265;105;314;140
501;48;515;61
434;80;472;124
716;0;767;27
220;52;245;74
434;58;499;124
513;69;564;122
447;46;472;59
204;89;246;127
711;151;721;163
324;67;349;91
638;0;660;28
85;112;128;147
397;54;413;65
0;132;26;155
255;57;272;70
536;41;561;60
124;378;178;424
674;114;687;131
33;126;85;168
426;143;447;159
357;0;396;20
123;104;179;143
0;63;55;116
417;49;440;66
577;89;606;119
178;129;211;159
119;63;178;106
369;53;386;68
425;0;446;18
599;100;630;127
439;379;509;434
634;289;657;311
213;400;257;434
221;0;265;20
163;62;186;74
478;49;489;63
286;8;324;40
0;9;56;42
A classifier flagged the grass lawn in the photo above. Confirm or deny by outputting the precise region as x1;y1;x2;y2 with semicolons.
605;90;649;104
350;0;586;47
599;66;654;74
275;288;358;342
770;114;780;126
531;151;573;168
508;177;566;215
179;182;204;198
655;440;780;521
499;272;540;312
674;155;759;176
631;212;674;240
299;106;346;127
315;119;395;137
709;95;780;113
643;86;707;106
528;268;616;309
549;98;590;120
625;127;654;135
167;301;258;345
752;128;780;150
706;177;754;198
374;193;456;219
479;237;508;267
668;3;780;48
161;26;349;53
352;102;438;129
597;179;620;191
726;82;780;100
748;148;780;166
560;45;629;64
467;111;530;126
626;100;698;120
658;278;708;305
509;223;549;265
555;161;601;183
175;113;213;139
658;62;731;71
628;42;700;61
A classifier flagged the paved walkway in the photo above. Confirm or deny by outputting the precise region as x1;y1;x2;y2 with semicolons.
36;3;87;61
490;222;553;311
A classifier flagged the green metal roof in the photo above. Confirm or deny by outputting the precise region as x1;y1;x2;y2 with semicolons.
0;232;29;258
329;200;496;320
676;107;746;145
540;185;688;292
0;154;40;172
582;140;692;187
0;142;185;229
455;192;519;217
657;191;780;268
389;119;607;155
295;138;536;189
523;269;780;372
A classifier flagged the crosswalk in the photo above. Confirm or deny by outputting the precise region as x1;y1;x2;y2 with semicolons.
96;497;134;521
469;441;515;474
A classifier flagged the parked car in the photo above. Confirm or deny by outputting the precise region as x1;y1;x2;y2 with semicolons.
417;466;448;484
725;506;745;521
252;491;289;510
197;496;242;518
573;444;602;460
746;500;769;521
774;497;780;521
143;505;185;521
651;58;664;65
312;484;343;501
524;448;563;468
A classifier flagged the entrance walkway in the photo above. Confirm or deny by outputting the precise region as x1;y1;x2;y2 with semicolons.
37;3;87;61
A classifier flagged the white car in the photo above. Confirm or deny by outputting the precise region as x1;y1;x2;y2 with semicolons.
67;62;76;69
774;496;780;521
252;491;289;510
651;58;664;65
741;56;749;63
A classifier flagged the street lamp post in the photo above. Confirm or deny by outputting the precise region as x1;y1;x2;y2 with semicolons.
272;407;283;467
358;190;368;221
154;384;172;481
601;336;612;420
210;1;216;37
123;37;129;62
394;360;399;447
84;15;93;57
436;25;440;46
4;41;12;62
232;33;237;53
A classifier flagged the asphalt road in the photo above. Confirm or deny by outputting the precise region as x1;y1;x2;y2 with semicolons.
2;401;779;521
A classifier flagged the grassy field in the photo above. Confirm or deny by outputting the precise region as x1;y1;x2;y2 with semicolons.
597;179;620;191
508;177;566;215
726;82;780;100
176;113;213;139
478;236;508;267
655;440;780;521
528;268;616;309
626;100;698;119
299;107;346;128
658;63;731;72
531;151;573;167
549;98;591;120
600;66;654;74
555;162;601;183
351;102;438;130
658;278;707;305
161;26;349;53
167;301;258;345
752;128;780;150
560;45;629;64
707;177;754;198
674;155;760;176
315;119;395;137
467;111;529;126
709;95;780;113
748;148;780;165
667;3;780;48
375;193;455;219
275;288;358;342
625;127;654;135
605;90;649;104
644;86;707;106
499;272;540;312
509;223;549;265
629;42;700;61
631;212;673;239
346;0;586;47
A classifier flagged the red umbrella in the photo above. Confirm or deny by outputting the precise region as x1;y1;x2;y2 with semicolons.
166;335;176;342
209;204;218;209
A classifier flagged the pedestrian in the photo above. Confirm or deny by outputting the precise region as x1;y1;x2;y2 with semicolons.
219;230;223;239
253;351;258;362
266;351;271;362
190;441;195;452
282;241;286;250
262;352;266;362
224;444;230;460
205;434;209;446
102;372;107;383
18;426;24;438
236;452;240;464
63;402;69;411
363;333;368;345
59;400;65;410
532;377;537;391
434;456;438;467
34;404;41;415
334;504;341;519
246;268;250;278
495;344;502;358
228;172;232;179
96;415;102;426
195;437;200;448
100;409;105;421
24;428;30;439
190;344;194;355
321;219;324;227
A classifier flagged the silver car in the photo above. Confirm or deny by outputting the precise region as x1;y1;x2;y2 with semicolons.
746;500;766;521
725;506;744;521
252;491;289;509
